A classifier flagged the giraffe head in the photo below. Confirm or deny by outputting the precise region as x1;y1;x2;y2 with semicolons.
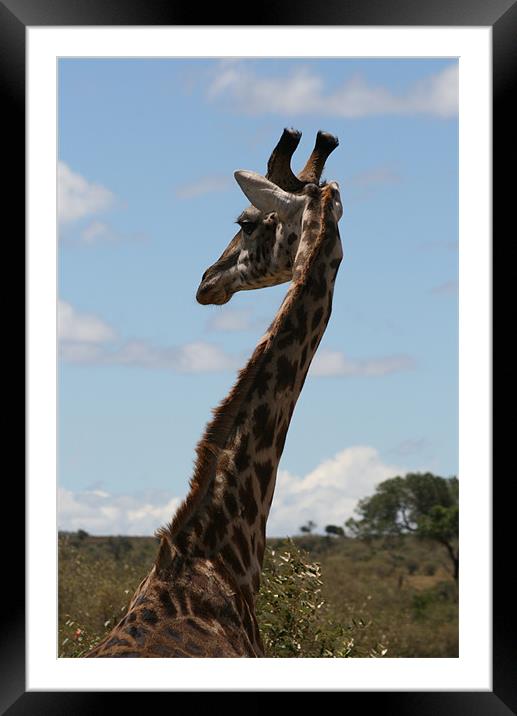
195;129;339;305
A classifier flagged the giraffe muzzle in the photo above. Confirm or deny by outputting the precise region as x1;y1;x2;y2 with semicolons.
196;282;230;306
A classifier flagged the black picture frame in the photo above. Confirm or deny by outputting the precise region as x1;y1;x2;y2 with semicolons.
7;0;505;712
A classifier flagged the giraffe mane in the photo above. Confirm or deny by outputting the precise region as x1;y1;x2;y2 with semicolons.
266;185;335;332
155;339;267;549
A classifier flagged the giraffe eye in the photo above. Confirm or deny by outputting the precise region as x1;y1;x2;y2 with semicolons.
240;221;257;236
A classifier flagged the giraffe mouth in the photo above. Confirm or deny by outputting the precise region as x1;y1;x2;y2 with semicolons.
196;284;231;306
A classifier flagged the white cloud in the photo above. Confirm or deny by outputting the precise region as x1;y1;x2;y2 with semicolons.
80;220;114;243
78;220;148;244
59;446;408;536
58;487;182;535
208;63;322;114
60;342;105;364
207;307;255;333
207;62;458;119
389;437;429;458
58;300;116;344
175;175;230;199
58;162;115;224
268;446;406;537
62;338;239;373
58;302;415;377
59;301;238;373
101;340;239;373
310;348;416;377
89;489;110;498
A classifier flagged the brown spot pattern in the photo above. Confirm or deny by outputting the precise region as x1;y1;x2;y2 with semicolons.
235;434;250;471
275;422;289;458
239;476;258;525
159;589;177;618
310;262;328;299
253;364;272;399
224;490;238;518
253;459;274;501
275;355;297;394
203;520;218;551
295;303;308;344
311;306;324;331
254;404;276;451
221;543;245;576
142;609;158;625
233;524;251;569
300;344;308;370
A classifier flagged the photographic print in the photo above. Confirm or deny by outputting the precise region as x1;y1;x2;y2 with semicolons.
12;10;499;706
57;57;459;660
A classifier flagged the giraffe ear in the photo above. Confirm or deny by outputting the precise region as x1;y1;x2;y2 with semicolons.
234;170;306;220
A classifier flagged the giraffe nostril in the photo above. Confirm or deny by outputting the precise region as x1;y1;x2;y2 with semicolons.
196;288;211;305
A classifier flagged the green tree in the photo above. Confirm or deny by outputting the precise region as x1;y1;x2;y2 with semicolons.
346;473;459;581
300;520;317;534
325;525;345;538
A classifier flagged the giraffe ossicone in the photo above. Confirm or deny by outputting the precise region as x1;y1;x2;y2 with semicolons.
233;170;307;220
86;128;343;658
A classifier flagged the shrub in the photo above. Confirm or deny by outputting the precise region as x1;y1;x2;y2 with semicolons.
424;562;437;576
411;590;436;619
59;617;105;658
406;560;419;575
256;539;385;658
107;535;133;561
434;580;458;602
411;580;458;622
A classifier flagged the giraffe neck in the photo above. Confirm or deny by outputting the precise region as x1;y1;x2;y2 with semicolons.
157;185;343;608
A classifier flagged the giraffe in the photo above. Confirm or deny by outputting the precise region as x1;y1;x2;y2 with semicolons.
85;129;343;658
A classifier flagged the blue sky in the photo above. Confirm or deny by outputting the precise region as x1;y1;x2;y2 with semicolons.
57;58;458;536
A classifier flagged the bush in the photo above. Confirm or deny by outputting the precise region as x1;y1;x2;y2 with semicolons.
59;617;105;658
411;590;437;620
256;540;385;658
424;562;437;576
411;580;458;622
406;560;419;575
107;535;133;561
434;580;458;602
